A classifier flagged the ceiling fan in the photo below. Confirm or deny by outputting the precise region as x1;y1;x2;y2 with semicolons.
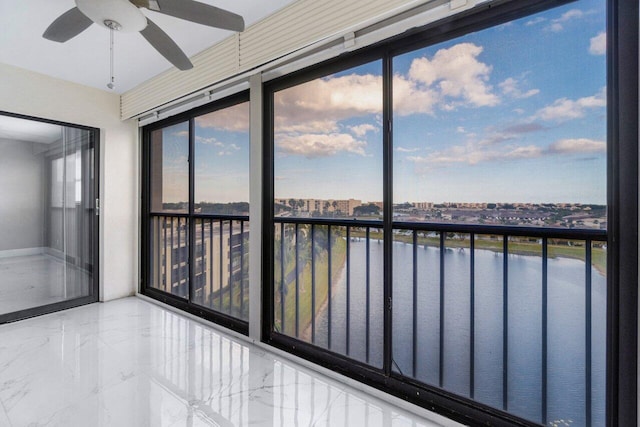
42;0;245;71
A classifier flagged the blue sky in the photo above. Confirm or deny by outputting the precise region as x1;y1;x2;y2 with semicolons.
274;0;606;204
161;0;606;206
160;102;250;204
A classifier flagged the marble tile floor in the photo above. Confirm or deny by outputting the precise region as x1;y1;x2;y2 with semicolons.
0;297;461;427
0;254;88;315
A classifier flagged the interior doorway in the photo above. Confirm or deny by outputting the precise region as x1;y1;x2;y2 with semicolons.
0;112;99;323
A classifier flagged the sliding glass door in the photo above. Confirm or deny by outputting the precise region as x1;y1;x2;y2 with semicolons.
0;112;98;322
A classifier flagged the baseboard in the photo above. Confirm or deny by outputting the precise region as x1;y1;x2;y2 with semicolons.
0;247;46;259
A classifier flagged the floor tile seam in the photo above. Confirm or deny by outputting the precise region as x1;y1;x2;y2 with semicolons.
309;386;348;426
0;396;13;427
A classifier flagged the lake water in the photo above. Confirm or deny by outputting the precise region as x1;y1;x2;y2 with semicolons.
313;239;606;425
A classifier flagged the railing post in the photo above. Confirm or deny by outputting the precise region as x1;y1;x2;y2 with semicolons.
503;236;509;411
470;233;475;399
585;239;592;427
327;225;332;350
439;232;445;388
542;237;548;424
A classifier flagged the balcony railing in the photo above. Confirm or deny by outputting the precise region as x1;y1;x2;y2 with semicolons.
273;217;606;426
149;214;249;322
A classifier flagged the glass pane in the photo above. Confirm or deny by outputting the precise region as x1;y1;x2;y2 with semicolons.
591;240;606;426
473;234;505;409
150;122;189;213
443;233;471;396
0;115;95;315
194;101;250;215
392;0;606;229
547;239;586;424
273;60;383;220
149;216;189;299
187;218;249;318
507;237;542;422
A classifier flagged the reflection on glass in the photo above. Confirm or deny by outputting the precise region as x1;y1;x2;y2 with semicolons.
0;115;95;315
194;101;250;215
274;223;383;368
150;216;189;299
150;122;189;213
506;237;543;422
392;0;606;229
190;218;249;321
273;60;384;220
473;234;504;409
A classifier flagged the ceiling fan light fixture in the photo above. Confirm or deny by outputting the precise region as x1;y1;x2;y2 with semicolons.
103;20;122;31
76;0;147;32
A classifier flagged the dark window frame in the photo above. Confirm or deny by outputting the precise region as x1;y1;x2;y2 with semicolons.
0;110;100;324
141;91;251;335
262;0;638;425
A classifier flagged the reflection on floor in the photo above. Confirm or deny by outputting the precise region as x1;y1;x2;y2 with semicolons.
0;297;459;426
0;254;89;315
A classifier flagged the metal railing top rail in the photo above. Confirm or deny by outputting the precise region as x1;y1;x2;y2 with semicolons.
273;216;606;240
392;221;607;240
150;212;249;221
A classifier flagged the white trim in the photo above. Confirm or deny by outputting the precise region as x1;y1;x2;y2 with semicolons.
133;0;490;125
248;74;263;341
137;80;250;127
0;247;46;259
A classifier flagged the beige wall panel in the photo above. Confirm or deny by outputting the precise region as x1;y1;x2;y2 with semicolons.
121;35;239;118
122;0;428;119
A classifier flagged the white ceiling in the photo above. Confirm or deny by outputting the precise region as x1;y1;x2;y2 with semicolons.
0;0;297;94
0;115;61;144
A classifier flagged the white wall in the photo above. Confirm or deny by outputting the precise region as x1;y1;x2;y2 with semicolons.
0;62;138;301
0;138;45;252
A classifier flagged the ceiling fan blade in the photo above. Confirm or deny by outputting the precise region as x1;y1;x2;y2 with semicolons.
43;7;93;42
140;18;193;70
152;0;244;32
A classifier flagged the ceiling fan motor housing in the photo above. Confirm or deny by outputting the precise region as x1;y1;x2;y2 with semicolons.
76;0;147;32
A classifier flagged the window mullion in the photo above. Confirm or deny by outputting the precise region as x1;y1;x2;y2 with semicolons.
188;117;195;304
383;52;394;377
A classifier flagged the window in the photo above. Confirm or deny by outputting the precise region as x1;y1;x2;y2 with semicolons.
271;60;385;366
264;1;614;425
144;94;251;331
391;1;606;424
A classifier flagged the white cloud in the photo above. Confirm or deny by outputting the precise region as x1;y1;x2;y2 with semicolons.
274;73;382;132
407;143;543;168
278;120;339;134
406;43;499;109
228;143;241;151
547;138;605;154
396;146;420;153
196;135;223;147
276;133;367;158
456;126;466;133
392;74;439;115
478;122;546;146
406;135;604;171
274;42;500;135
534;88;606;122
195;102;250;132
174;130;189;137
547;9;584;32
526;16;546;26
499;77;540;99
349;124;377;137
589;32;606;55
